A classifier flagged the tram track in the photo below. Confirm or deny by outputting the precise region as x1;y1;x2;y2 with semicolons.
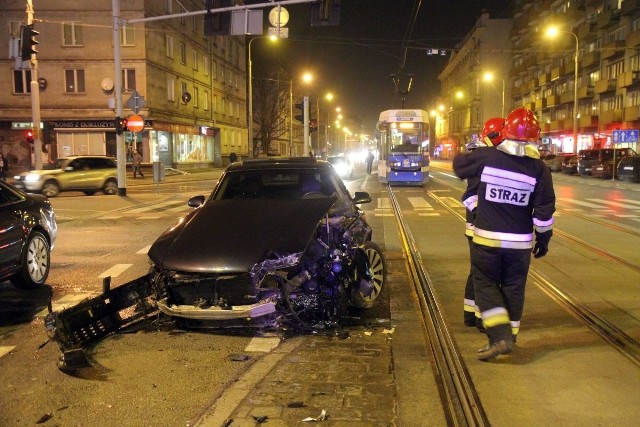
423;178;640;369
387;186;490;427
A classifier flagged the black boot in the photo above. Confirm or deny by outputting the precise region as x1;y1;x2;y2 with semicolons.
477;339;514;361
464;312;476;327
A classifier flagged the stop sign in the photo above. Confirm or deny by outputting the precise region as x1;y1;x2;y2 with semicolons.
127;114;145;132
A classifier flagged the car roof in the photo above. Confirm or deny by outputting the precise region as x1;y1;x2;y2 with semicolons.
226;157;333;172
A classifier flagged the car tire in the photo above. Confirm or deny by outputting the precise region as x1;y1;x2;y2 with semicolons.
349;241;387;309
103;179;117;195
41;181;60;197
10;231;50;289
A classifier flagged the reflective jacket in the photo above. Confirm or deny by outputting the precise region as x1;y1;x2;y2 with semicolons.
461;176;480;238
453;144;555;249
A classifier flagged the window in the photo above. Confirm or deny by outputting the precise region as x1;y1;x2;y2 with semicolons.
167;76;175;101
181;82;188;100
13;70;31;94
212;61;217;80
192;49;198;71
193;87;199;108
65;69;85;93
204;91;210;111
122;69;136;91
214;94;218;112
180;6;187;26
203;56;209;76
165;35;174;58
63;22;83;46
120;23;135;46
180;42;186;65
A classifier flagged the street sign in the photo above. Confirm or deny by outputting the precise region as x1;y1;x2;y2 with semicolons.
126;90;146;114
268;27;288;38
612;129;639;144
127;114;145;132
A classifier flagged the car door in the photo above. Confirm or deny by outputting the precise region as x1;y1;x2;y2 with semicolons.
0;184;27;277
61;158;92;190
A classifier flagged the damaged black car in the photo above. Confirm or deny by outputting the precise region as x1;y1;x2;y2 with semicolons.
46;157;387;369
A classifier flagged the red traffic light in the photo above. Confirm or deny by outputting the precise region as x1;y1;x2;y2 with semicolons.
26;130;34;143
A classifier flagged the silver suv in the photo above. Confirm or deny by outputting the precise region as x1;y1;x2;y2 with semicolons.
12;156;118;197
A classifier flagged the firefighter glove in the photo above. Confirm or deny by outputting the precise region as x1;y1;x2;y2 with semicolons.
532;230;552;258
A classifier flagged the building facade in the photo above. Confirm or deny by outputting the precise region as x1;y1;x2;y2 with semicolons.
1;0;248;173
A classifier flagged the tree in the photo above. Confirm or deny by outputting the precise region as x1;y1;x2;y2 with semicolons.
252;64;290;156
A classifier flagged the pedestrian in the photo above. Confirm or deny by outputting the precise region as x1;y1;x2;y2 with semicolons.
0;153;7;181
229;152;238;164
132;149;144;179
366;150;374;174
462;118;504;332
453;107;555;361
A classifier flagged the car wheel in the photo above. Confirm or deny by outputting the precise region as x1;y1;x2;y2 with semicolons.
350;241;387;309
41;181;60;197
103;179;117;195
10;231;50;289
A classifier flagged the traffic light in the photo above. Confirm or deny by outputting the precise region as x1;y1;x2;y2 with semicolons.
204;0;232;36
26;130;34;144
114;117;128;135
294;102;305;123
309;118;318;133
20;24;39;60
311;0;341;27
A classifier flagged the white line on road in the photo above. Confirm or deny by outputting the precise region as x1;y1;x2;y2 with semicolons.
0;346;15;359
98;264;133;278
137;245;151;254
244;337;281;353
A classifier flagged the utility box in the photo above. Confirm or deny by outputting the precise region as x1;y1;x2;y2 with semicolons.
153;161;165;183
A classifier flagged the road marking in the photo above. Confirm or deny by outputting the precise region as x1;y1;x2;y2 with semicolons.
418;213;441;217
100;215;123;220
136;215;162;219
38;292;97;317
408;197;433;209
0;346;15;359
137;245;151;254
378;198;391;209
587;198;640;210
244;337;281;352
557;198;605;209
98;264;133;278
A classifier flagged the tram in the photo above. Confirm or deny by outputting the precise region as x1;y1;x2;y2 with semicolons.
377;109;430;185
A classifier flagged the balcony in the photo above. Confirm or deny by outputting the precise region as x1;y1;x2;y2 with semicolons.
623;106;639;122
600;109;623;125
546;94;560;106
581;51;600;68
627;30;640;49
594;78;616;94
525;102;536;111
621;0;640;15
551;66;566;81
560;91;574;104
549;119;565;131
537;72;550;86
617;71;637;89
579;115;598;128
597;8;621;30
577;85;595;99
576;22;598;42
535;98;548;109
602;40;625;60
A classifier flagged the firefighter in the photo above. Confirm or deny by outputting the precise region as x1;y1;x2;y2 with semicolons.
462;118;505;331
453;107;555;361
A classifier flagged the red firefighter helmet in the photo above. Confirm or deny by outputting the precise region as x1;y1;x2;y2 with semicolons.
503;107;540;143
480;117;505;146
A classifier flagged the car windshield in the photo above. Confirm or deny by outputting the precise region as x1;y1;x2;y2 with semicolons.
214;169;341;201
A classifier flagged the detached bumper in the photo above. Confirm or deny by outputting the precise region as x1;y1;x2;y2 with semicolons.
157;298;276;320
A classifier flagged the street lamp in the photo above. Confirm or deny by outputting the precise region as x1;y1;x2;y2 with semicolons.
547;26;579;154
483;71;505;118
316;92;334;157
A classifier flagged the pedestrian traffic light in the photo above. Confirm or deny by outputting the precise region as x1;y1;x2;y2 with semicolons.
26;130;34;144
311;0;341;26
20;24;39;60
309;118;318;133
294;102;305;123
114;116;128;135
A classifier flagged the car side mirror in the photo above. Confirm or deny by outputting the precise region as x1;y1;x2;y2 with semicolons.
352;191;371;205
188;195;206;208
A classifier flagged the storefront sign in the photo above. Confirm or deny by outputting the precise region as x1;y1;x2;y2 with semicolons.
48;119;152;130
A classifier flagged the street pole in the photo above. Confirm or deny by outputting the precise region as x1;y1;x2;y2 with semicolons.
112;0;127;196
501;78;505;118
316;98;320;156
289;79;293;155
248;37;256;156
303;96;310;155
571;32;579;154
26;0;42;170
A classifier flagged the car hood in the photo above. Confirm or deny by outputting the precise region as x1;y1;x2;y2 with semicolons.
148;197;337;273
19;169;64;177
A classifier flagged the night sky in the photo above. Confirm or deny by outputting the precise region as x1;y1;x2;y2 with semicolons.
249;0;514;135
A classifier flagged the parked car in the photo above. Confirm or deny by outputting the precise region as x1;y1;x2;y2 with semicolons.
0;179;57;288
12;155;118;197
561;154;579;175
542;153;572;172
577;148;636;176
617;156;640;182
326;155;354;179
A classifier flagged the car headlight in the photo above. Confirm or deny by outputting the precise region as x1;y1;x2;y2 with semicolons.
25;174;43;182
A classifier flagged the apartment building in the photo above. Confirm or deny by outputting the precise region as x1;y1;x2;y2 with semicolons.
1;0;248;172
